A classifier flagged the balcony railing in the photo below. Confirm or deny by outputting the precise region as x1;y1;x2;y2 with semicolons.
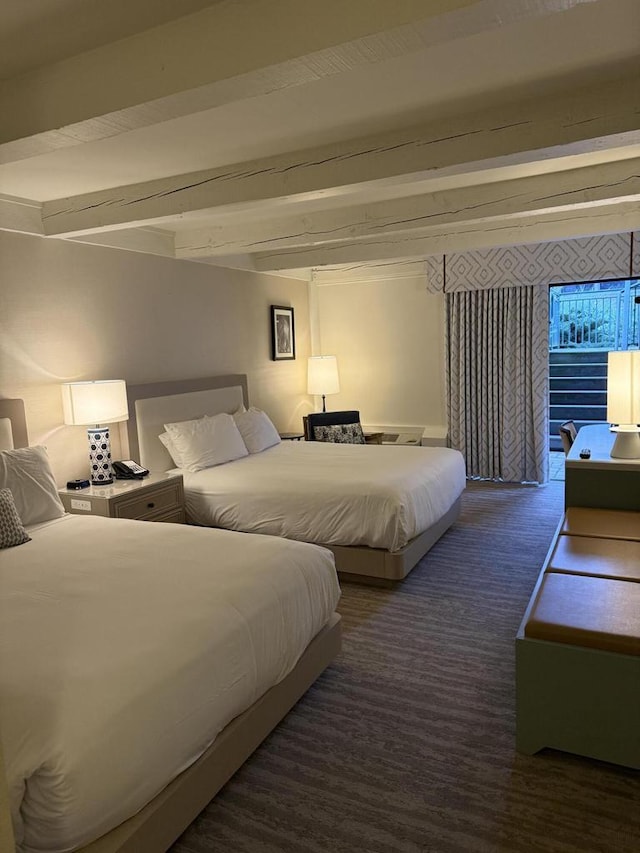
549;282;640;351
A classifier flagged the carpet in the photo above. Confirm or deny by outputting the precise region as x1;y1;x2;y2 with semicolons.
171;480;639;853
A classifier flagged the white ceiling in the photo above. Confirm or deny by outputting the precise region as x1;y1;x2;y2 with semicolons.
0;0;222;80
1;0;639;280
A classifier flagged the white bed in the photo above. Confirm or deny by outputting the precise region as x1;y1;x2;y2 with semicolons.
0;398;341;853
126;375;466;583
181;440;465;551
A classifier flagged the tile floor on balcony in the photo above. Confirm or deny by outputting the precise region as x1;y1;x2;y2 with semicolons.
549;450;565;481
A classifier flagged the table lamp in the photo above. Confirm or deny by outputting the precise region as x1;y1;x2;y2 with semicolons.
308;356;340;412
62;380;129;484
607;351;640;459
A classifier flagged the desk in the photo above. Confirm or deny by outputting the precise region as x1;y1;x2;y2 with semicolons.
565;424;640;511
364;432;384;445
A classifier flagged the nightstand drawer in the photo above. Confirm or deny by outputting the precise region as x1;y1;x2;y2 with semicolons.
150;508;186;524
114;481;183;520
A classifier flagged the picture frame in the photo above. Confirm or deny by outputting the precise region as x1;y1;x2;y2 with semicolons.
270;305;296;361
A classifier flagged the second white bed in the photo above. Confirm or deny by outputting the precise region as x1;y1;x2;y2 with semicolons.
179;440;466;552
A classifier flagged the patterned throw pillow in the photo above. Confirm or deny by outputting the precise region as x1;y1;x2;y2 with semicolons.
313;423;366;444
0;488;31;549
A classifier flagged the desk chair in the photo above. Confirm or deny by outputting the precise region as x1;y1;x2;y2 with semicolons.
305;410;366;444
559;420;578;455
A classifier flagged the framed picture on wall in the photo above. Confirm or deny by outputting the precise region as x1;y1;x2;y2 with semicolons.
270;305;296;361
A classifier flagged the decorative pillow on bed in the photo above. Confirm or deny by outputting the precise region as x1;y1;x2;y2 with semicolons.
164;412;248;472
0;488;31;548
0;445;66;526
313;423;366;444
233;407;281;454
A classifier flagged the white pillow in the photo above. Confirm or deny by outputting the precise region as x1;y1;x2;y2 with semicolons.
233;408;281;454
159;406;246;469
0;445;66;526
164;412;248;472
158;432;186;469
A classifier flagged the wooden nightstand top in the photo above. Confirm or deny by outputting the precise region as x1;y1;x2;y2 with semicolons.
58;471;180;499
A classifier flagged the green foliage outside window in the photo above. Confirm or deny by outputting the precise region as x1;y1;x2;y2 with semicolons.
557;309;616;348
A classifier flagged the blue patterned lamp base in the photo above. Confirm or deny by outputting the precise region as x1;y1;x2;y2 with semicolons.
87;427;114;485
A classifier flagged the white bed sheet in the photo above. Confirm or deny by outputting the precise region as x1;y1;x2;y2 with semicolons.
179;441;466;551
0;514;339;853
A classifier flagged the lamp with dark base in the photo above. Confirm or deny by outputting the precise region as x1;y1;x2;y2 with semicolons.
307;355;340;413
62;380;129;485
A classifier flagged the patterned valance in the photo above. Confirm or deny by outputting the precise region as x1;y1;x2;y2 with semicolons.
425;232;639;294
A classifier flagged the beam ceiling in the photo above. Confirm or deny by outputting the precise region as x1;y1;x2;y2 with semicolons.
0;0;639;282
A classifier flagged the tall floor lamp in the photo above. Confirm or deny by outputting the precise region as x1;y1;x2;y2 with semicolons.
62;380;129;484
307;356;340;412
607;351;640;459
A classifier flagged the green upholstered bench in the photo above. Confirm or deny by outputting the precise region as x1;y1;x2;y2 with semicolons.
516;509;640;768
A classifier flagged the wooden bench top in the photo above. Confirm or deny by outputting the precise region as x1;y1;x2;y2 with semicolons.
562;507;640;541
525;573;640;656
549;534;640;583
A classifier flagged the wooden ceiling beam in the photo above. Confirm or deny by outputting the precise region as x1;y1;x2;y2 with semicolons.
311;260;429;285
252;201;640;270
68;228;175;258
175;157;640;258
40;71;640;237
0;194;43;235
0;0;542;165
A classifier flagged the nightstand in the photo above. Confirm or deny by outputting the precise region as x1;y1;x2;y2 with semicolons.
58;472;185;523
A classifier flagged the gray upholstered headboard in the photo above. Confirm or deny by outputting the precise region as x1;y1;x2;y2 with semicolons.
126;375;249;472
0;399;29;451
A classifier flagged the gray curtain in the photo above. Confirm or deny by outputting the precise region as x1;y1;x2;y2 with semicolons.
445;285;549;484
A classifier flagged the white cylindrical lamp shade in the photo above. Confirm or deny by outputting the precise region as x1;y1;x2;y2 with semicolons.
607;351;640;459
61;381;129;485
62;380;129;426
607;352;640;425
307;356;340;396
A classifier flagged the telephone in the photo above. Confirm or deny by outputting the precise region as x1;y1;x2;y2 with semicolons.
113;460;149;479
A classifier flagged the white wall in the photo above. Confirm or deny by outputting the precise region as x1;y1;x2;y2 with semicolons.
313;275;446;430
0;231;311;483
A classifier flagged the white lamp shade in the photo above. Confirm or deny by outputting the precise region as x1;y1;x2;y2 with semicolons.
307;356;340;396
62;380;129;425
607;351;640;425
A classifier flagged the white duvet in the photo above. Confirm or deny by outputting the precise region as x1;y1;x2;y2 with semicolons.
180;441;466;551
0;514;339;853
